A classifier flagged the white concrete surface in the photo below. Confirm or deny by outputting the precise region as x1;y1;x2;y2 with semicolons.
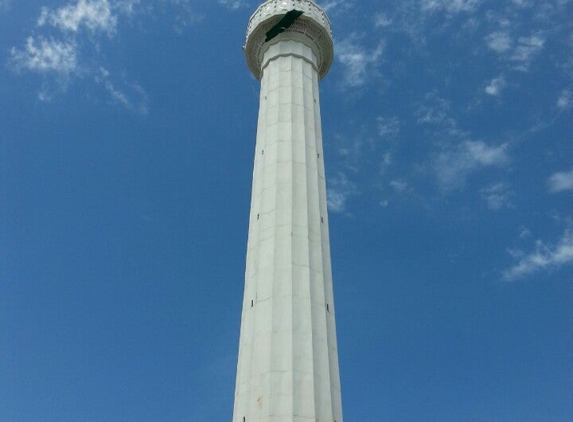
233;2;342;422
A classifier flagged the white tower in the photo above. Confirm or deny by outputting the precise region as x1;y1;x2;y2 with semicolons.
233;1;342;421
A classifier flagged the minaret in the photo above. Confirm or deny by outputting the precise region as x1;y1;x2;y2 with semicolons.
233;1;342;421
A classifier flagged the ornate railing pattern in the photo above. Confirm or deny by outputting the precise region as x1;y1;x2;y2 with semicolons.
246;0;332;42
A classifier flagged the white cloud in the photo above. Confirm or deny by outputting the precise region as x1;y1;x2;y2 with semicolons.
519;226;532;239
466;140;509;165
485;32;544;71
510;35;544;70
12;0;121;81
114;0;141;14
217;0;247;10
420;0;482;14
167;0;203;32
320;0;353;14
390;180;409;193
335;35;384;88
96;67;148;114
9;0;155;106
548;168;573;192
38;0;117;34
374;12;392;27
485;75;505;96
480;182;513;210
377;116;400;138
511;0;533;7
434;140;509;191
10;36;78;75
503;227;573;281
380;152;393;173
557;89;572;109
485;31;512;53
415;95;457;128
327;172;357;213
9;0;206;107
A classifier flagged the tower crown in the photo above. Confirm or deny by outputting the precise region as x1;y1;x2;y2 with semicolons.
245;0;333;80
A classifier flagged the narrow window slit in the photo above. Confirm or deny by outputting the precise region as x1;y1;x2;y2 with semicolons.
321;216;324;223
257;213;260;220
251;300;254;308
326;303;330;312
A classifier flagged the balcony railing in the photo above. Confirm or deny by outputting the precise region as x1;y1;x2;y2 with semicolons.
246;0;332;42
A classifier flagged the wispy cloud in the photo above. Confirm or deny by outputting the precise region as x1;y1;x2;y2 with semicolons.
557;89;572;109
416;95;457;129
8;0;153;108
390;179;409;193
519;226;532;239
327;172;357;213
380;152;393;174
511;35;544;71
485;30;545;71
9;0;211;107
326;0;565;212
503;227;573;281
114;0;141;15
335;34;384;89
10;37;78;75
434;140;509;191
485;75;505;96
480;182;513;210
38;0;117;34
420;0;482;14
217;0;248;10
377;116;400;138
548;168;573;192
485;31;512;53
332;125;376;174
320;0;353;15
511;0;533;7
95;67;148;114
412;91;514;193
374;12;392;27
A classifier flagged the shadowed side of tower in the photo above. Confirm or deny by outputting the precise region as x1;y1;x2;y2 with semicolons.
233;2;342;421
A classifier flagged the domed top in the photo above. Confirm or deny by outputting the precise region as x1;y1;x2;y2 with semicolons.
244;0;333;80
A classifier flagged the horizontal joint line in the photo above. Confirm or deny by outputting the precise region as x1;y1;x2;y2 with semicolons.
261;53;318;75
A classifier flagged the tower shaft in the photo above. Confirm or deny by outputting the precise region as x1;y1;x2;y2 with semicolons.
234;2;341;421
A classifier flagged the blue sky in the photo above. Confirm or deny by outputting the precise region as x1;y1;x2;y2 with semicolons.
1;0;572;421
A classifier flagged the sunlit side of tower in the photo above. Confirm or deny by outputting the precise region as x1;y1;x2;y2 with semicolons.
233;1;342;421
